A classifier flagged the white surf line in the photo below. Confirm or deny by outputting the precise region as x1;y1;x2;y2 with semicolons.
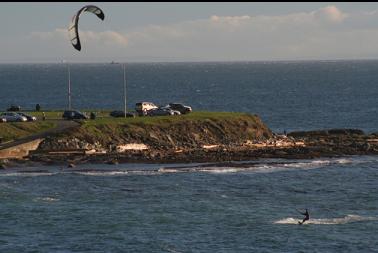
274;215;378;225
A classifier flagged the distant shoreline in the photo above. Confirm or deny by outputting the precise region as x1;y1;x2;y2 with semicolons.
2;58;378;65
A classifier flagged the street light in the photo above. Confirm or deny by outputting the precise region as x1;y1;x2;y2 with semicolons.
123;63;127;118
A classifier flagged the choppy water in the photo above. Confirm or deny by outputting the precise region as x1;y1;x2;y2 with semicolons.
0;156;377;252
1;60;378;133
1;61;378;252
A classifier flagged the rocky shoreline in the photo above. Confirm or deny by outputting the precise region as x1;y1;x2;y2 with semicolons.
1;113;378;168
10;128;377;168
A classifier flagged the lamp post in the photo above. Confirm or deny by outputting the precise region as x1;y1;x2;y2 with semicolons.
68;63;72;110
123;63;127;118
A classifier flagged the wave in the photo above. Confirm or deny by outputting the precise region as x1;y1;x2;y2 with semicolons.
74;169;163;176
0;172;56;177
274;215;377;225
0;156;371;178
34;197;59;202
41;158;357;176
74;171;130;176
198;168;243;174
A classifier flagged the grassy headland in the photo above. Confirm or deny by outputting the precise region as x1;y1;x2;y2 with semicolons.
0;121;56;142
44;111;273;150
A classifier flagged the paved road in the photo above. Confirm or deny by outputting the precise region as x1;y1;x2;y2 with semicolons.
0;120;80;150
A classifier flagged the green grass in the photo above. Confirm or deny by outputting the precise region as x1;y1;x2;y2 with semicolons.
0;121;56;142
27;110;111;120
76;111;261;140
2;110;248;123
0;110;113;120
0;111;260;143
82;111;252;126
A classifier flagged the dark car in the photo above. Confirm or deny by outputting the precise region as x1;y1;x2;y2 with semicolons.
109;110;136;118
17;112;37;121
62;110;88;120
7;105;21;112
147;108;176;116
167;103;192;114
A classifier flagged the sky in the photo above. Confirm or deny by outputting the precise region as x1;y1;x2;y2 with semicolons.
2;2;378;63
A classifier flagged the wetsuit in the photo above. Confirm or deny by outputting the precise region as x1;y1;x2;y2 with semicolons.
299;209;309;224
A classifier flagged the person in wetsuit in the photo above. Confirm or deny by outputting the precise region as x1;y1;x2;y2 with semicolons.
298;209;309;225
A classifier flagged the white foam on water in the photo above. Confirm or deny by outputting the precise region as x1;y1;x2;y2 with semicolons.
236;158;353;174
34;197;59;202
74;171;130;176
74;169;164;176
158;168;181;173
334;158;353;164
152;159;337;175
199;167;243;174
274;215;377;225
0;172;55;177
6;156;364;178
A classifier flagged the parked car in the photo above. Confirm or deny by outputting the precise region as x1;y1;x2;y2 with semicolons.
109;110;136;118
135;102;158;116
62;110;88;120
147;107;177;116
166;103;192;114
7;105;21;112
0;112;27;122
17;112;37;121
159;106;181;115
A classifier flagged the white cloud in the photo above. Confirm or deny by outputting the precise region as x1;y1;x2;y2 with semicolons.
15;5;378;61
31;28;128;48
312;5;348;24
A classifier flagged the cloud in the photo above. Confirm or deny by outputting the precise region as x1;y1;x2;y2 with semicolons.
210;15;251;26
14;5;378;62
31;28;128;48
122;5;378;60
312;5;348;24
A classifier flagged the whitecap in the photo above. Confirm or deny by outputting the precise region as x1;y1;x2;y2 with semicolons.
199;167;242;174
74;171;129;176
0;172;55;177
274;215;377;225
334;158;353;164
158;168;180;173
34;197;59;202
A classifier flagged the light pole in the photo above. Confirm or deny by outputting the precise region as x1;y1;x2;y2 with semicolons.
68;63;72;110
123;63;127;118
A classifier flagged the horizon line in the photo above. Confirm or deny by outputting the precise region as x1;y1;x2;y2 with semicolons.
1;58;378;64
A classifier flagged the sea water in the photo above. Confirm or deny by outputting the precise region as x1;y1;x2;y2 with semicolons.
1;60;378;133
0;61;377;252
0;157;377;252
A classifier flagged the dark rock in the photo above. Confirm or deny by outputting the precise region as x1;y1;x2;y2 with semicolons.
362;143;371;151
328;129;365;135
107;159;119;165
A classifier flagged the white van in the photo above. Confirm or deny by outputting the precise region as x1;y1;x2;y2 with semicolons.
135;102;158;115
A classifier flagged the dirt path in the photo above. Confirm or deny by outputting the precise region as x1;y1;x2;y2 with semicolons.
0;120;80;150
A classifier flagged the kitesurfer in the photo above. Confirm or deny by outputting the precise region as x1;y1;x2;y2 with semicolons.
298;208;309;225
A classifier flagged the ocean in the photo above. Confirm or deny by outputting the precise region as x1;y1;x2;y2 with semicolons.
0;61;377;252
1;60;378;133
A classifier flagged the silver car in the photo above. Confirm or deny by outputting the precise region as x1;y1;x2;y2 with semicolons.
17;112;37;121
0;112;27;122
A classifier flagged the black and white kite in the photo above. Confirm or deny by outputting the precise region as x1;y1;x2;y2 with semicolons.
68;5;105;51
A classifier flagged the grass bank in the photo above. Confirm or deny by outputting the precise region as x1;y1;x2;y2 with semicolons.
0;121;56;142
48;111;273;150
